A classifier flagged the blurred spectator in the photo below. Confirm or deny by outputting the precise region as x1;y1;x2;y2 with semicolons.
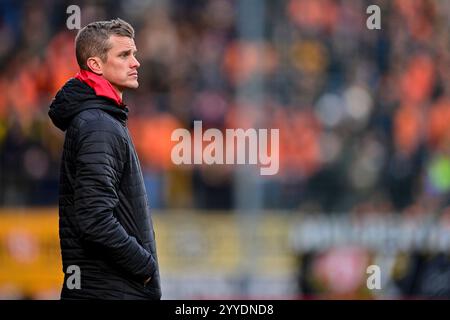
0;0;449;215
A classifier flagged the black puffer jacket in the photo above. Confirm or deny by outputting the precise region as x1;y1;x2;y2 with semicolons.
49;78;161;300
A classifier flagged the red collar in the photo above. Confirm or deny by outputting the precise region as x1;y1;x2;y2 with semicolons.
75;69;124;107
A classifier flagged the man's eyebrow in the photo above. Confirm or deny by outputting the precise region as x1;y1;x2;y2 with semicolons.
118;49;138;55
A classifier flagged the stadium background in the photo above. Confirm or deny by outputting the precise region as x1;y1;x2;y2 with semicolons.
1;0;450;299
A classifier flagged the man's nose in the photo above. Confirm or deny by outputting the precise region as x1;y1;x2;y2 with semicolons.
131;55;140;68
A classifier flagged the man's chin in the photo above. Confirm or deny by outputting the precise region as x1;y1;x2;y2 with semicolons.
123;81;139;89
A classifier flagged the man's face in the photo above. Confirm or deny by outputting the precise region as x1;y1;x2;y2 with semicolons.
100;35;140;92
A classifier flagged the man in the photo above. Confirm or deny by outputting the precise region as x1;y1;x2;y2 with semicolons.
48;18;161;300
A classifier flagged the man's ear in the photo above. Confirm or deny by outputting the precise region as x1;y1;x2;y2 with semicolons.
86;57;103;75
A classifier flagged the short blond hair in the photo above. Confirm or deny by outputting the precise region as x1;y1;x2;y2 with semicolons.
75;18;135;70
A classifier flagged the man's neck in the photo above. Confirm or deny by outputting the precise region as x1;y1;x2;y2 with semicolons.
111;84;123;100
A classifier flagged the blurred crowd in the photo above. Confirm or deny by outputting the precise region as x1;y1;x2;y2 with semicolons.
1;0;450;216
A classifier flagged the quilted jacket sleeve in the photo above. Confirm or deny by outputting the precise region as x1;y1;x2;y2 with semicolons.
74;119;156;281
